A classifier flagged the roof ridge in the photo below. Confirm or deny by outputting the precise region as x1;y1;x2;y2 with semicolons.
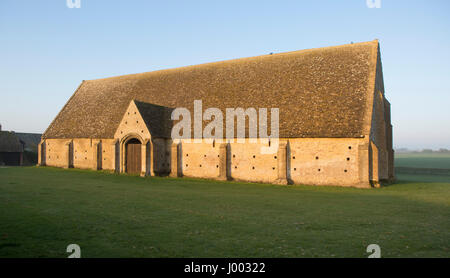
86;40;379;82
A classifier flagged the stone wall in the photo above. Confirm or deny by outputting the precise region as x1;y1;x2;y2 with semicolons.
289;138;363;187
370;91;389;182
180;140;221;179
366;46;394;184
41;138;117;170
170;138;371;187
40;137;169;175
44;139;70;168
40;137;377;188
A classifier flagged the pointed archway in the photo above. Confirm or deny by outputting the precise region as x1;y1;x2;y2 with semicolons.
114;100;174;176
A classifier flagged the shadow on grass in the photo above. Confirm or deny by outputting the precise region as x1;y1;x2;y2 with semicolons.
394;173;450;184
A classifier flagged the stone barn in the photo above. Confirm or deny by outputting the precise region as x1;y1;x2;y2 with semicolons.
40;40;394;188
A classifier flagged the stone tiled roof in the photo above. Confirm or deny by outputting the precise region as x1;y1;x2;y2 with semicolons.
134;100;173;139
43;40;380;139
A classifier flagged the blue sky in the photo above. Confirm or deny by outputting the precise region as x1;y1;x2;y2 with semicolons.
0;0;449;149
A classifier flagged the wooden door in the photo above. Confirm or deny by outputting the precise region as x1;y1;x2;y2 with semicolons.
126;139;141;174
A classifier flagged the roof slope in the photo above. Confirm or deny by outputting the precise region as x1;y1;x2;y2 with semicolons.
134;101;173;138
44;40;380;139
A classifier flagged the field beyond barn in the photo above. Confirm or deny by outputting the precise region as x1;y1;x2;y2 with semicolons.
0;164;449;258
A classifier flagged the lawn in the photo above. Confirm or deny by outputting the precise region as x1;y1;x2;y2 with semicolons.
395;152;450;169
0;166;449;258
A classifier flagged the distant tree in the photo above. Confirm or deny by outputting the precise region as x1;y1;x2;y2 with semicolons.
395;148;410;153
438;148;449;153
421;149;434;153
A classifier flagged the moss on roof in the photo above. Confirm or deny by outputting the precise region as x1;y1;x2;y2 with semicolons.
44;40;380;139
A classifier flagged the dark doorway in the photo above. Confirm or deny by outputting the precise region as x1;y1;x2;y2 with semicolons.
0;152;22;166
68;142;74;168
126;138;141;174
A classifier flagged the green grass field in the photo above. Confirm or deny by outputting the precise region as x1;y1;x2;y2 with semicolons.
395;152;450;169
0;165;449;258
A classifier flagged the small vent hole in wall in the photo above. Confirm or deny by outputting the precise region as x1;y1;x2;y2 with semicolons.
344;169;348;173
235;166;237;169
252;166;255;170
186;154;189;157
253;155;256;158
274;156;277;159
217;155;220;157
294;168;297;171
272;167;275;170
318;168;321;172
316;156;319;160
186;164;188;167
204;154;206;157
293;156;296;159
233;154;235;158
216;165;219;168
199;164;202;167
348;146;352;150
347;157;350;161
